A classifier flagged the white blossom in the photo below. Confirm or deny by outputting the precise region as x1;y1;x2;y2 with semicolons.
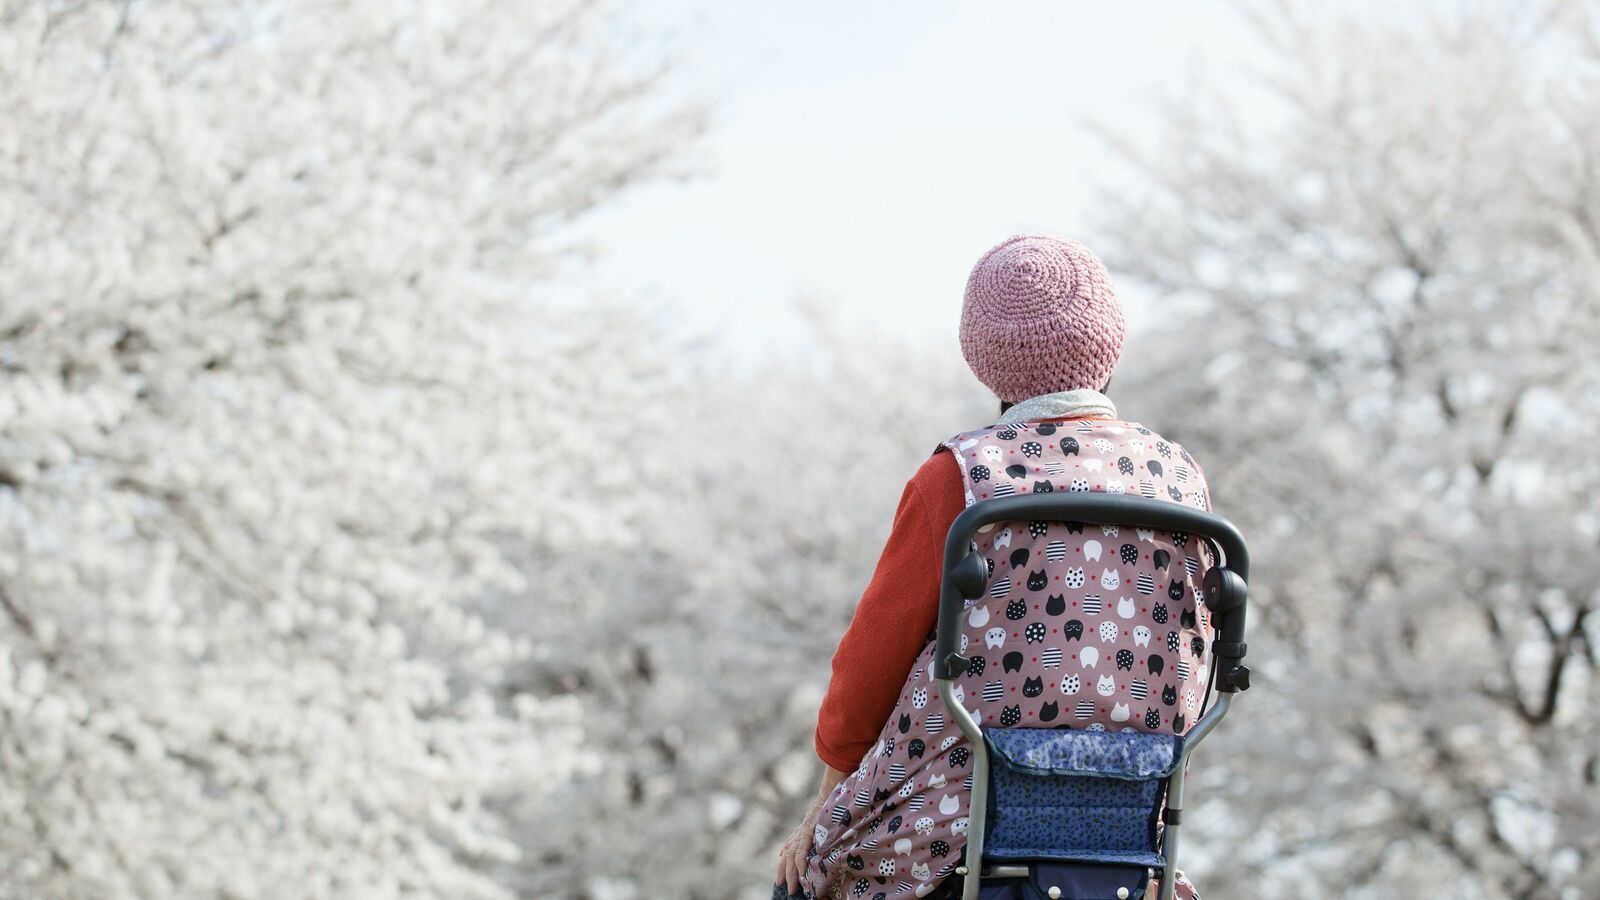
0;1;697;897
1091;5;1600;896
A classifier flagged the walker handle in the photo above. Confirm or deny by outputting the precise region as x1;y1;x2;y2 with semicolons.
932;494;1251;681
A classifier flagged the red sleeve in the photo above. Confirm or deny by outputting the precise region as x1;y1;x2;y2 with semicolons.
813;449;969;772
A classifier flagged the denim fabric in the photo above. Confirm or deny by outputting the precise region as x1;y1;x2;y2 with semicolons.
983;727;1175;867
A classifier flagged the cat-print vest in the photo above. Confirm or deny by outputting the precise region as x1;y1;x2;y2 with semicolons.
800;417;1214;900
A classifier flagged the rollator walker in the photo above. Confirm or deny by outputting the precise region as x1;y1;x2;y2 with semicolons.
933;494;1253;900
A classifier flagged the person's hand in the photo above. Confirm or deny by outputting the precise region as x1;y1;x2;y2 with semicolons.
775;799;822;897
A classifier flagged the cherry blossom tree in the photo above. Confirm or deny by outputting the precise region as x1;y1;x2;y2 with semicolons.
10;2;1596;899
506;299;994;897
0;1;698;897
1092;4;1600;896
482;5;1600;896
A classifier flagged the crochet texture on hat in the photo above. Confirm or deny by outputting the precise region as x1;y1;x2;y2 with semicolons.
958;234;1126;404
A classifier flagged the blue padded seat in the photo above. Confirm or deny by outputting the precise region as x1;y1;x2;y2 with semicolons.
982;727;1182;868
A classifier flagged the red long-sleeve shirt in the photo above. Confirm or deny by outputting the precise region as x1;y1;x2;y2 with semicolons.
813;414;1107;772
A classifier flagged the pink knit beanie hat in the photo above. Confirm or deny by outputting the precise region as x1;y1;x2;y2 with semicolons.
959;234;1125;404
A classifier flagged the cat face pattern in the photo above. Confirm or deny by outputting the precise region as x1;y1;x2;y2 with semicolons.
799;418;1213;900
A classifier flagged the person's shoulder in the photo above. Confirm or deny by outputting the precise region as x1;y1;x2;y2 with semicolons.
911;441;970;520
913;445;962;489
1113;419;1212;502
1117;420;1202;464
928;420;1001;453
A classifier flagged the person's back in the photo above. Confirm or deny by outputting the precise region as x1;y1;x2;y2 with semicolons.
776;236;1212;900
935;414;1215;734
806;414;1213;898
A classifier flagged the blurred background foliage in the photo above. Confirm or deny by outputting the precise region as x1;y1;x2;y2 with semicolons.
0;1;1595;898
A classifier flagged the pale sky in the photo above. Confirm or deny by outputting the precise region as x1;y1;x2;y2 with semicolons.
553;2;1268;370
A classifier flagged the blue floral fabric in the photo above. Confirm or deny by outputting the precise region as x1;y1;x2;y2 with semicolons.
986;728;1181;780
983;727;1178;866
